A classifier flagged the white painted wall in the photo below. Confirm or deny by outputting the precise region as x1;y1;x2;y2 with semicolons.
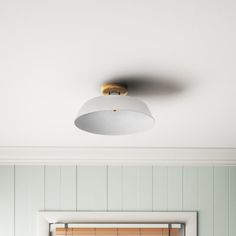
0;166;236;236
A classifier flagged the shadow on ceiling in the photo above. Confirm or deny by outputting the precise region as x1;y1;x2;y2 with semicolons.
102;74;187;98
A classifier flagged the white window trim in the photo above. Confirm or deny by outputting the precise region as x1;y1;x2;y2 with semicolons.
37;211;197;236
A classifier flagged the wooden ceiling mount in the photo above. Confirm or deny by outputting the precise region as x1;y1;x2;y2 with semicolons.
101;83;128;96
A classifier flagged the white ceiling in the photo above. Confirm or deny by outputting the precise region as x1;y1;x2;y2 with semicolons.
0;0;235;148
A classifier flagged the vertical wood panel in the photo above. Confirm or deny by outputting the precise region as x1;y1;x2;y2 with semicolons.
183;167;198;210
139;166;153;210
1;164;236;236
0;166;14;236
123;166;152;211
15;166;44;236
108;166;122;210
45;166;76;210
123;166;138;210
168;167;183;210
77;166;107;210
198;167;214;236
214;167;229;236
229;167;236;236
60;166;76;210
153;166;168;211
45;166;60;210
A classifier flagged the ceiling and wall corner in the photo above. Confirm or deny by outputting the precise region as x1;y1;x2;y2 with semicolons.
0;0;236;163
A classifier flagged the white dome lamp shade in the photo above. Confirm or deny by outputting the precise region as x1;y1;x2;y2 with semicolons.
74;83;155;135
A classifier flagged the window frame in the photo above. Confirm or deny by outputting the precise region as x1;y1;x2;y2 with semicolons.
37;211;197;236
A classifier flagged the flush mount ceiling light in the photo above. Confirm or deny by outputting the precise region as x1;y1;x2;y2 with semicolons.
74;83;155;135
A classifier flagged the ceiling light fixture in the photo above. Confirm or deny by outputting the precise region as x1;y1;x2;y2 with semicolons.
74;83;155;135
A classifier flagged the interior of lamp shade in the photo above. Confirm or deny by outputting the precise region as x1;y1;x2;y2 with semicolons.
74;110;154;135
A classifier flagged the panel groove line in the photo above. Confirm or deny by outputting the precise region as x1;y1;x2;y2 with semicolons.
183;167;198;210
43;165;46;211
0;166;14;236
214;167;229;236
123;166;152;211
139;166;153;211
108;166;123;211
106;165;108;211
153;166;168;211
228;167;230;236
76;165;78;211
151;166;154;211
121;166;124;211
77;166;107;211
198;167;214;236
213;168;214;236
167;167;183;211
60;166;77;210
182;166;184;211
15;166;44;236
14;165;15;236
45;166;60;210
229;167;236;236
59;167;62;210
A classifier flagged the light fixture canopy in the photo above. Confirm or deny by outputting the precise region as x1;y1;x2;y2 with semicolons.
74;83;155;135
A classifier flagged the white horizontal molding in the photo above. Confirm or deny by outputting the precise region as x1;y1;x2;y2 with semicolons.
0;147;235;165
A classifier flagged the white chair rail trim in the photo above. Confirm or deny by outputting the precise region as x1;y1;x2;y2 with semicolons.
1;147;236;165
